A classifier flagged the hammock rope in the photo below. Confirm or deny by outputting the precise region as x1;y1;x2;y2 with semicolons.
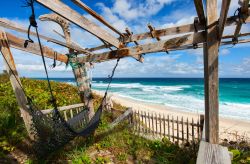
1;0;121;157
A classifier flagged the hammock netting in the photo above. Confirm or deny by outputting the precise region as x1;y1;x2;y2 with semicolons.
28;98;103;158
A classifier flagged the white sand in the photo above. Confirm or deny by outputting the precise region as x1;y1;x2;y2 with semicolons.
94;90;250;141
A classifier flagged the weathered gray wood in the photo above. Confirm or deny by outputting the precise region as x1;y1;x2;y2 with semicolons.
177;116;179;144
109;108;132;129
196;141;231;164
42;103;85;114
187;118;189;142
218;0;231;42
182;117;184;142
0;31;34;139
144;111;147;134
234;0;250;40
63;111;68;121
71;0;124;37
168;115;170;139
41;13;95;119
172;116;174;142
152;113;155;136
74;31;206;63
204;0;219;144
159;114;162;136
192;118;195;142
36;0;121;48
194;0;206;25
163;114;166;137
5;32;68;63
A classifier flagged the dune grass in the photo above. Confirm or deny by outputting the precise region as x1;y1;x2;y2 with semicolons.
0;72;249;163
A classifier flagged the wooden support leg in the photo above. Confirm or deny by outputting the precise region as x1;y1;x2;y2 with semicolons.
39;14;95;120
204;0;219;144
0;31;34;139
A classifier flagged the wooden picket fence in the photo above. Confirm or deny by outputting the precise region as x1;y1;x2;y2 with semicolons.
42;103;89;128
130;110;204;144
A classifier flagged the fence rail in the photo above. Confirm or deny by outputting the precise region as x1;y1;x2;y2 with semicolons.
131;110;204;144
41;103;89;127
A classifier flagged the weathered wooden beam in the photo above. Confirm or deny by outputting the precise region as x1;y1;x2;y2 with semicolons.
5;32;68;63
218;0;231;42
109;108;132;129
204;0;219;144
73;32;206;63
71;0;124;37
233;0;250;41
0;30;34;139
88;13;250;52
194;0;206;25
35;0;122;48
148;23;161;41
0;18;85;54
40;13;95;119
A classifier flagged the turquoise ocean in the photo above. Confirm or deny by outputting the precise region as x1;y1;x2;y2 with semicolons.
41;78;250;121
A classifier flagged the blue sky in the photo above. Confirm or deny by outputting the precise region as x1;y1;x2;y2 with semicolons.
0;0;250;78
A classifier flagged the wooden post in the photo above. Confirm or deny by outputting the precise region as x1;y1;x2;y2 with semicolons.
0;31;34;139
204;0;219;144
40;14;95;119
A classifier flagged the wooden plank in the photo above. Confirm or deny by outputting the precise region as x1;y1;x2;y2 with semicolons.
36;0;121;48
0;31;34;139
233;0;250;42
5;32;68;63
71;0;124;37
152;112;155;136
218;0;231;42
194;0;206;25
0;18;86;55
168;115;170;139
108;108;132;129
163;114;166;137
73;31;206;63
41;13;96;119
70;109;74;118
177;116;179;144
42;103;85;114
182;117;184;142
204;0;219;144
155;113;158;135
159;114;162;136
172;116;174;142
196;141;231;164
144;111;147;134
187;118;189;142
148;112;151;134
63;111;68;121
197;118;200;140
192;118;195;142
87;13;250;52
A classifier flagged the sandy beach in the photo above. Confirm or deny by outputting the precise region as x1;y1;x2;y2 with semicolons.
94;90;250;142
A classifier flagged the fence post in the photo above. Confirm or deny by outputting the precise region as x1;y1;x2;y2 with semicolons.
181;117;184;143
172;116;174;142
177;116;179;144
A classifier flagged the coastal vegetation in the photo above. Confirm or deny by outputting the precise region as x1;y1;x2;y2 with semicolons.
0;72;249;163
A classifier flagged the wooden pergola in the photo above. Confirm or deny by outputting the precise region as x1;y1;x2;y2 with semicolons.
0;0;249;162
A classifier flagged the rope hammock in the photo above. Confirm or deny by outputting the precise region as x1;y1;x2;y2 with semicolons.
2;0;120;158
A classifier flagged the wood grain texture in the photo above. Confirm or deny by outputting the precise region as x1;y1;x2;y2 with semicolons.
0;31;34;139
194;0;206;25
204;0;219;144
36;0;121;48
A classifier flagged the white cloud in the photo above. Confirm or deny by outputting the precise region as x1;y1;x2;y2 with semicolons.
112;0;174;21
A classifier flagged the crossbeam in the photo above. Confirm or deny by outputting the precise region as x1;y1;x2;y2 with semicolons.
71;0;124;37
6;32;68;63
0;18;86;54
35;0;122;48
73;30;250;64
88;13;250;52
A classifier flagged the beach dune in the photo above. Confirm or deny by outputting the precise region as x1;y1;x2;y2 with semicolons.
94;90;250;142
